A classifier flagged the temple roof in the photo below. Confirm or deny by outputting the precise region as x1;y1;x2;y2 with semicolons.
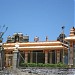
3;41;68;51
65;36;75;41
4;46;66;51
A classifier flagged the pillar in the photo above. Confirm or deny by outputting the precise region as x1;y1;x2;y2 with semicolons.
6;55;8;67
73;42;75;67
0;51;2;69
69;42;73;66
45;51;48;64
13;49;18;70
63;48;65;64
50;51;52;64
25;51;28;63
69;48;73;66
30;51;33;63
57;50;60;63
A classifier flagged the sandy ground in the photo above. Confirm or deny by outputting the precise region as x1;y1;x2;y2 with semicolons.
0;68;75;75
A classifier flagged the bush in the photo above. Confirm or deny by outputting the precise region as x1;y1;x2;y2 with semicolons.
20;63;67;68
20;63;28;67
56;62;67;68
27;63;37;67
37;63;44;67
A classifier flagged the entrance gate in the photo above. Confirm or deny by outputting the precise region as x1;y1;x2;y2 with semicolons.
5;54;13;67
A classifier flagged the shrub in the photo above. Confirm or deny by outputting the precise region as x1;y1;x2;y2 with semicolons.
27;63;37;67
37;63;45;67
57;62;67;68
20;63;67;68
20;63;28;67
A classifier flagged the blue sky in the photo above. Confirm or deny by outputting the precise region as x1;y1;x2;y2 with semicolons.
0;0;74;42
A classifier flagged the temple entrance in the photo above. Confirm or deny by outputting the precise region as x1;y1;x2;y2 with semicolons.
33;50;45;63
5;54;13;67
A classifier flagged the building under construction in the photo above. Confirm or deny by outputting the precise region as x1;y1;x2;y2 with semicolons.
0;27;75;69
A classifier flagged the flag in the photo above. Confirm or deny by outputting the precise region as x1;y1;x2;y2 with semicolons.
62;26;65;29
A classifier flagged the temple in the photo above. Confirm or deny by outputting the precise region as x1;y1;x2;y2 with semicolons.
0;27;75;68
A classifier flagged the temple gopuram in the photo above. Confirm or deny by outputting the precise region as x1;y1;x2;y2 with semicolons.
1;27;75;68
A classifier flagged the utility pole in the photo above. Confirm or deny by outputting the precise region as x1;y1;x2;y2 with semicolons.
61;26;65;64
